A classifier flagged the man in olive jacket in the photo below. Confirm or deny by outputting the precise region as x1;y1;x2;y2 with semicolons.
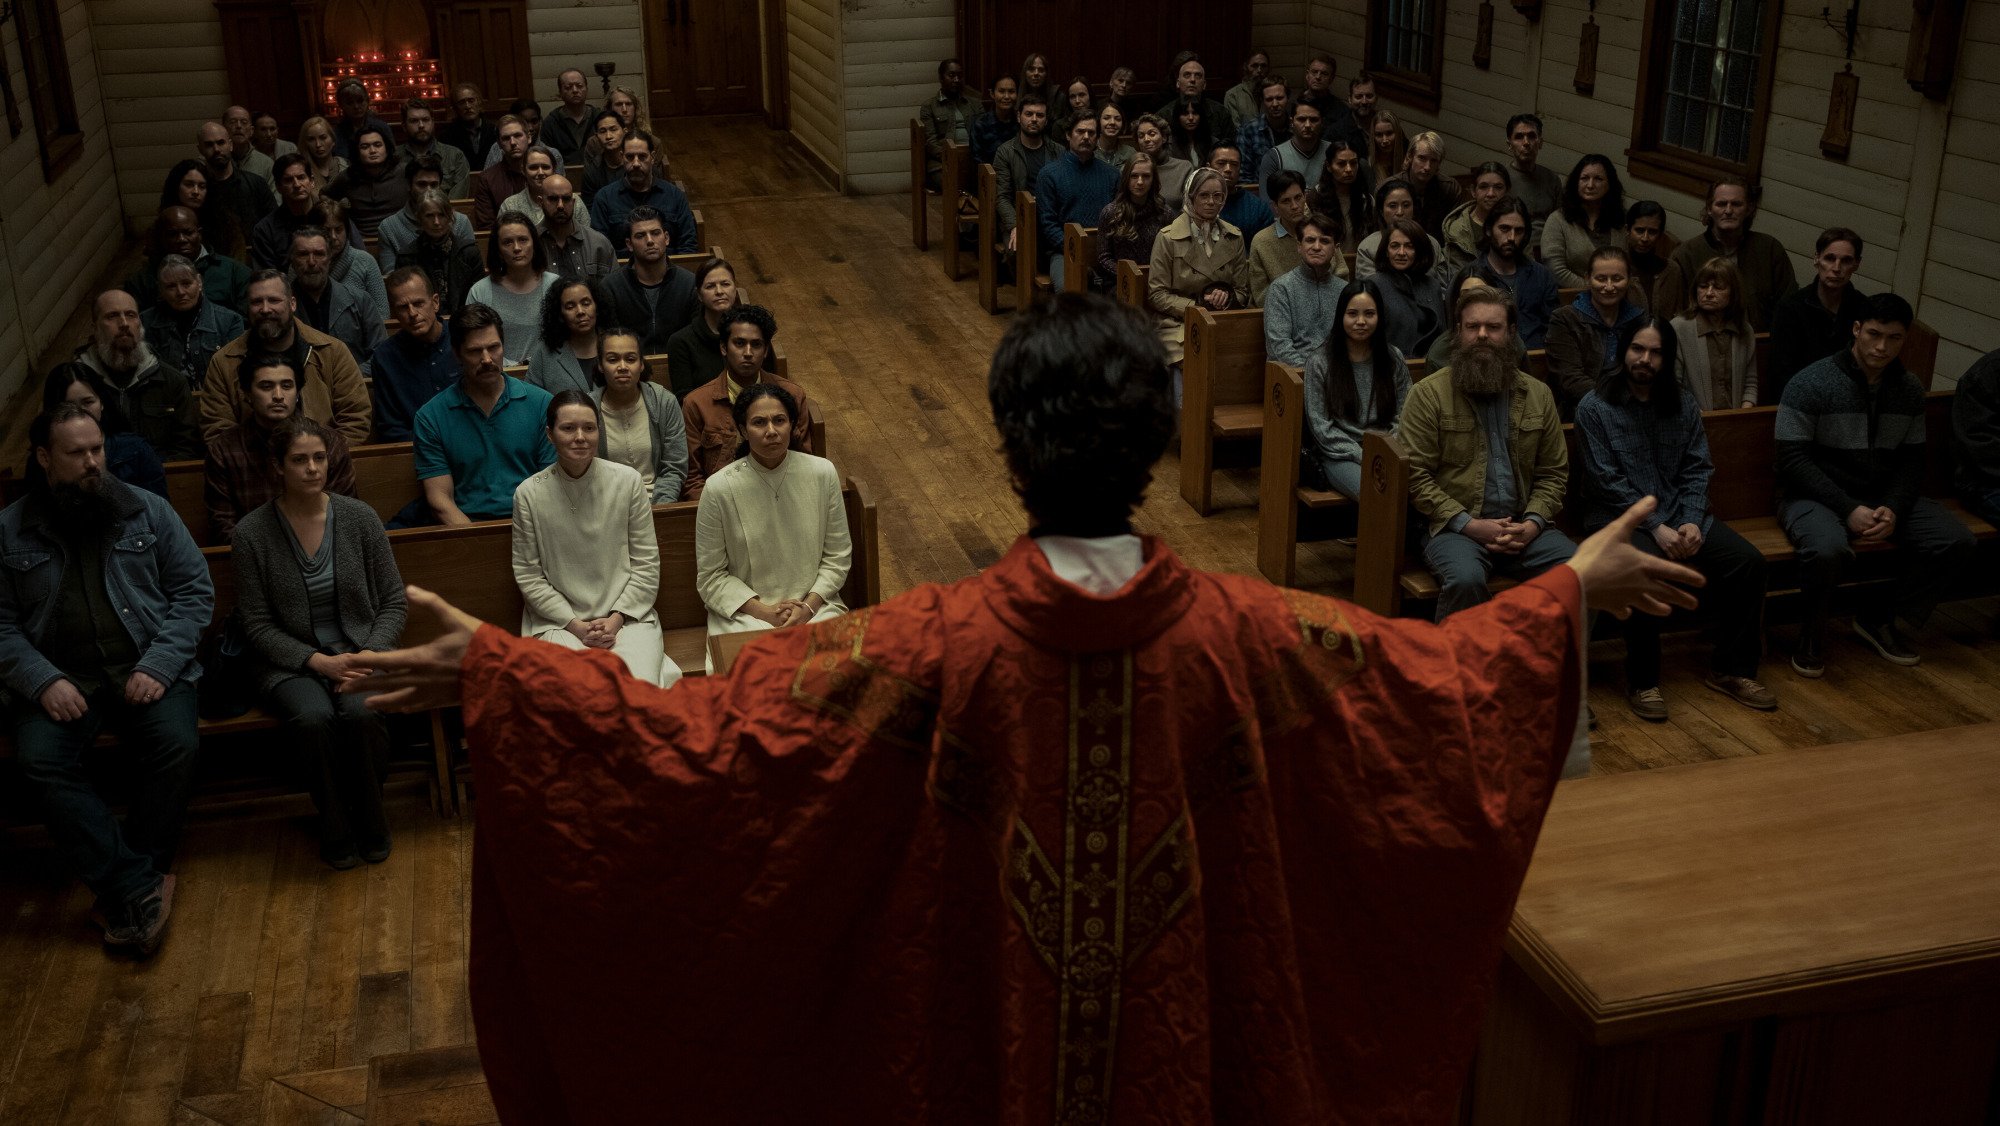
1396;285;1574;618
201;270;373;444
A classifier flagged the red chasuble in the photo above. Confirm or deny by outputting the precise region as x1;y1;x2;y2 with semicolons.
461;535;1583;1125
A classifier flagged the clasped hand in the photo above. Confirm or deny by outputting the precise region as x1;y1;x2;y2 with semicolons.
1464;516;1543;555
1848;505;1896;543
566;612;626;650
1649;521;1705;560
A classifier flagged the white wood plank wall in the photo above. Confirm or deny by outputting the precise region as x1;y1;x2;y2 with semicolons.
89;0;227;233
1289;0;2000;383
526;0;648;111
2;0;124;404
1252;0;1309;78
788;0;845;184
840;0;952;195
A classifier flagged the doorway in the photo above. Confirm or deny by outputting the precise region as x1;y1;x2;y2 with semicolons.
640;0;772;118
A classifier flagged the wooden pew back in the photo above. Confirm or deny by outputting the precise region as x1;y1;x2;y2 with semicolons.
163;442;423;549
1116;259;1149;311
941;140;969;281
909;118;932;251
1180;306;1269;513
1015;191;1051;312
1063;224;1098;295
976;162;1002;313
1255;362;1358;584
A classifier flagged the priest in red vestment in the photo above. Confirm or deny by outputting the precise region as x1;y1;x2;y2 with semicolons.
345;293;1700;1125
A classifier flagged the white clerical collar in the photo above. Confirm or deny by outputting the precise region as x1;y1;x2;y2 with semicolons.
1035;534;1144;597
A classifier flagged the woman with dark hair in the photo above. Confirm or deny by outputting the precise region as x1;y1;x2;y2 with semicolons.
402;189;483;313
159;159;239;259
693;382;850;670
1166;97;1221;164
526;279;602;395
1545;245;1647;419
1130;113;1192;210
664;257;759;395
468;213;560;363
1353;179;1443;283
591;327;689;503
1622;200;1678;309
1092;154;1173;292
1312;139;1376;257
1019;52;1058;109
1369;217;1449;357
40;365;168;497
1368;110;1409;185
1095;102;1135;168
1304;280;1409;497
1441;162;1512;273
231;414;405;867
1059;76;1096;135
1541;154;1629;288
324;123;403;241
511;389;679;686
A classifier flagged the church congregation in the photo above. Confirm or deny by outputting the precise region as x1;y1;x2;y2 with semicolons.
0;10;1998;1121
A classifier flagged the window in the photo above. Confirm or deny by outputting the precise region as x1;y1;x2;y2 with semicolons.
1367;0;1446;112
1628;0;1782;197
13;0;83;180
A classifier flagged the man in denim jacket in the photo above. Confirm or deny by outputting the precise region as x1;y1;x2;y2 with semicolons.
0;405;213;957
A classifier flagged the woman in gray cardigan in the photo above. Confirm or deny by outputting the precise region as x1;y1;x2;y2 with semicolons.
231;415;407;869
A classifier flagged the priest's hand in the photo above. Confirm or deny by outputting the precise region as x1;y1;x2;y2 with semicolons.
1567;498;1706;619
338;585;484;712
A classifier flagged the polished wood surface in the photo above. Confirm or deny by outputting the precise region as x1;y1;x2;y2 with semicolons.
1513;721;2000;1041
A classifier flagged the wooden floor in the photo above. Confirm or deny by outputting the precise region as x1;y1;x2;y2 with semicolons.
0;115;1996;1123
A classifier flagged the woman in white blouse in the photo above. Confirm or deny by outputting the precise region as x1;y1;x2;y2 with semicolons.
511;390;681;686
694;383;850;670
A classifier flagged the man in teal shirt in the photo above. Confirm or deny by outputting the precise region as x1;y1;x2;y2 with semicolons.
412;302;554;524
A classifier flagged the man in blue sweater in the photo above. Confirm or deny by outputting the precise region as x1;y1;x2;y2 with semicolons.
1776;292;1974;676
1033;115;1117;292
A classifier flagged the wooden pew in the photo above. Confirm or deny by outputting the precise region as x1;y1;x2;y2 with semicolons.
976;162;1004;313
1116;259;1150;311
1063;223;1097;295
162;442;423;549
450;198;475;222
909;118;935;252
1256;362;1358;585
1179;306;1269;515
940;140;970;282
1014;191;1055;312
1353;391;1997;617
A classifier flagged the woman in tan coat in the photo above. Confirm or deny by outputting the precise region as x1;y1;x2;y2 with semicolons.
1148;166;1248;406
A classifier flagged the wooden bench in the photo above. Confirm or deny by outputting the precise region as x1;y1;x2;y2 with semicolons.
156;442;422;549
1014;191;1056;312
975;162;1005;313
1256;362;1358;585
908;121;971;281
1353;391;1995;617
1116;258;1150;311
1063;223;1098;295
1179;306;1269;515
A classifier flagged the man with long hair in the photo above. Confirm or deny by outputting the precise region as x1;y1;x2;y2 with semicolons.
342;292;1700;1125
1576;314;1777;720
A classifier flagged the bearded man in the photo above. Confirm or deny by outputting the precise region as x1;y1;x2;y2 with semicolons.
1397;284;1574;619
0;405;212;958
72;290;202;459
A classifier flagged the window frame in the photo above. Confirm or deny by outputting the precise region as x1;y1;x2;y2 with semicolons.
1626;0;1784;198
1365;0;1447;113
13;0;85;180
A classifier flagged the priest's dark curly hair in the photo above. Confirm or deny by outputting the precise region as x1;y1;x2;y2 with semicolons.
988;293;1173;536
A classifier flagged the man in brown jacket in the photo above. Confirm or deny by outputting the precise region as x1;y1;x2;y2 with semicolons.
680;304;815;502
201;270;372;445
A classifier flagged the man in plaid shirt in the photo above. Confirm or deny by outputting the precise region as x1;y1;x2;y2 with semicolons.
204;354;357;543
1575;313;1776;721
